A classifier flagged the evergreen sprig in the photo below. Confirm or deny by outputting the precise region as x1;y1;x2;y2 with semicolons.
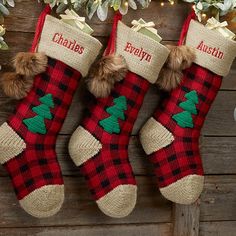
183;0;236;21
43;0;151;21
0;0;15;50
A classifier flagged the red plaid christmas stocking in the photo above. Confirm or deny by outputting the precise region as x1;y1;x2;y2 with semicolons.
140;13;236;204
0;6;101;218
69;13;170;218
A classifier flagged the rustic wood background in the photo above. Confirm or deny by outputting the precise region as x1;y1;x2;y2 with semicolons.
0;0;236;235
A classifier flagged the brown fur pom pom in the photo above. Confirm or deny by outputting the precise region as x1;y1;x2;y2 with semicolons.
87;54;128;98
156;68;183;91
166;45;195;71
0;72;33;100
14;52;48;77
156;45;195;91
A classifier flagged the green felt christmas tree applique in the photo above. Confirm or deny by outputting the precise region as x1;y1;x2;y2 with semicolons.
23;94;54;134
185;90;199;104
113;96;127;110
172;90;199;128
172;111;194;128
32;104;52;119
39;94;54;108
99;96;127;134
99;116;121;134
23;116;47;134
179;100;197;115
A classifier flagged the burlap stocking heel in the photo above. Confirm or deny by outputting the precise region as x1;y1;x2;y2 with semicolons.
0;7;102;217
140;16;236;204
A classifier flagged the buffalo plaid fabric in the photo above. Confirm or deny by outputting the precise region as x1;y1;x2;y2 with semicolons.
147;63;222;191
80;72;149;200
5;57;81;200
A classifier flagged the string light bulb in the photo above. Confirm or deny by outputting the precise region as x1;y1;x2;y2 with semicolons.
201;13;207;19
124;1;128;6
160;1;175;7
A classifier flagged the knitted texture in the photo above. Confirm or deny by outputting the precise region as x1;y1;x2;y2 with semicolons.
68;13;171;218
99;96;127;134
0;123;26;164
23;94;54;134
172;90;199;129
185;20;236;76
38;15;102;77
69;72;149;218
140;63;222;204
0;58;81;217
116;22;170;83
140;117;174;155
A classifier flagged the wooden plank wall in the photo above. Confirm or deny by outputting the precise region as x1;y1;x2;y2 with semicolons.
0;0;236;235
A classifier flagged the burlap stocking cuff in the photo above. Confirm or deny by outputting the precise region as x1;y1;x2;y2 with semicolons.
186;20;236;77
116;22;170;83
38;15;102;77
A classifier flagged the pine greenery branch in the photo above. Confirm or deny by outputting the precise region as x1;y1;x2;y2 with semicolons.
0;0;15;51
183;0;236;21
43;0;151;21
